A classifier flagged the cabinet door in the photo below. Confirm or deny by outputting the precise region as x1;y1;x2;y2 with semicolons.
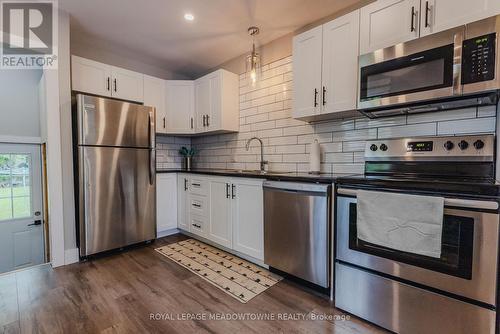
165;81;195;134
156;174;177;234
144;75;166;134
111;66;144;102
207;72;222;131
359;0;421;55
71;55;112;97
420;0;500;37
208;178;232;248
321;10;360;115
177;174;190;231
195;77;210;132
292;25;323;119
231;178;264;260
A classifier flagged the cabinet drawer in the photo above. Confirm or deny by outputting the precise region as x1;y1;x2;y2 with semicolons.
189;178;209;196
189;194;208;216
189;214;207;237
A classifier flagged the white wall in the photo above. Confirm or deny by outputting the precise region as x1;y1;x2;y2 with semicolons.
0;69;43;141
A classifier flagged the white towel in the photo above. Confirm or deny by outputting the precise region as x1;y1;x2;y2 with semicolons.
357;190;444;258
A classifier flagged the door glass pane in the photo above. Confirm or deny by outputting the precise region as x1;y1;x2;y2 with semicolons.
0;153;31;221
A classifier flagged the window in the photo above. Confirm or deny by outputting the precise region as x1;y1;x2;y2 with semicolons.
0;154;32;221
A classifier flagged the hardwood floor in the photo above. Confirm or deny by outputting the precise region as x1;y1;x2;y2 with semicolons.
0;234;387;334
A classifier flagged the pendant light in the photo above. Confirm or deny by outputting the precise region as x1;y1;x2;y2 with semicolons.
246;26;261;87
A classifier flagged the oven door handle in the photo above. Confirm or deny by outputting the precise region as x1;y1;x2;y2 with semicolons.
337;188;499;210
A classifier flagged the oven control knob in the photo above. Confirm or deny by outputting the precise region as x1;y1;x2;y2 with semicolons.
380;144;388;151
444;141;454;151
458;140;469;150
370;144;378;152
473;140;485;150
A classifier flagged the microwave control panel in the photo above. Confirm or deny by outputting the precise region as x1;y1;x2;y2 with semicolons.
461;33;496;85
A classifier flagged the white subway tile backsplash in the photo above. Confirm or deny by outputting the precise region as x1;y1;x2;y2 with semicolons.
407;107;477;124
437;117;496;135
191;56;497;174
377;123;437;139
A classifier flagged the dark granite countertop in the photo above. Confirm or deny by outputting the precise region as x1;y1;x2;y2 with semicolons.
156;168;355;183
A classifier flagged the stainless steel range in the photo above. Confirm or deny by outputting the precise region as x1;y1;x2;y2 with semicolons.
334;135;499;334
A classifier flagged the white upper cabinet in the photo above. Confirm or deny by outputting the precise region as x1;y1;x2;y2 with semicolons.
322;10;360;114
292;25;323;119
71;56;112;97
156;173;177;235
71;55;144;102
165;80;195;134
110;66;144;102
360;0;421;55
292;11;360;121
195;69;239;134
420;0;500;37
195;76;211;132
143;75;166;134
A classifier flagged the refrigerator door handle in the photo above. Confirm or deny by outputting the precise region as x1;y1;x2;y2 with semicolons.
148;111;155;185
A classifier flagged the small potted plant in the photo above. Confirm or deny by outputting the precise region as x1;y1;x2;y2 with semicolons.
179;147;196;170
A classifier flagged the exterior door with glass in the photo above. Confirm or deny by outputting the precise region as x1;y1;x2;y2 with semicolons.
0;144;44;274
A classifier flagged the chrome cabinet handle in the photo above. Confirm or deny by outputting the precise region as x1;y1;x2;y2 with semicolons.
231;184;236;199
192;183;201;187
226;183;230;198
163;117;166;129
184;178;188;191
206;115;210;127
106;77;110;91
314;88;318;107
191;117;194;129
192;203;201;208
202;115;206;127
322;86;326;106
192;223;201;229
113;78;117;92
424;1;430;28
410;6;416;32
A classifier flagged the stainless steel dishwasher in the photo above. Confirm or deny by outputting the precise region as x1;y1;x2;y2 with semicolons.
263;181;331;288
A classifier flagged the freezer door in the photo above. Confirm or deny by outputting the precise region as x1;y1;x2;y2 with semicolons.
79;146;156;256
76;94;155;148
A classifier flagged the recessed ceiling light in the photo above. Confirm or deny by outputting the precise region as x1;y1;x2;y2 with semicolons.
184;13;194;21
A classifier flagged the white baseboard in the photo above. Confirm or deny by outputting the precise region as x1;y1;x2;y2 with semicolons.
64;248;80;265
157;228;179;238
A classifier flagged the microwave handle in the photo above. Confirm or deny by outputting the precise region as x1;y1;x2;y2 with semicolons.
337;188;499;210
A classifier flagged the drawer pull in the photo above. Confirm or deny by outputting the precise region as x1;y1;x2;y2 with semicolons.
192;223;201;229
192;203;201;208
192;183;201;187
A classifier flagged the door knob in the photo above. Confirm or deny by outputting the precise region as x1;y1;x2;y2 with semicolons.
28;220;42;226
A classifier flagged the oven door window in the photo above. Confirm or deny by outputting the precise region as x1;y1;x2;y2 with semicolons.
360;44;454;101
348;203;474;279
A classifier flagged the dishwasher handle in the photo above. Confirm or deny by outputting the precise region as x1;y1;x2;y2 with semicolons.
263;181;330;195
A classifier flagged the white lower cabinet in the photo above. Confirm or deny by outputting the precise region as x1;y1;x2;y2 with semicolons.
156;173;178;236
231;178;264;260
208;178;232;248
177;174;190;231
174;174;264;262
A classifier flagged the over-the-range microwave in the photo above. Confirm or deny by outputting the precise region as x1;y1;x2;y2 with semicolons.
358;14;500;118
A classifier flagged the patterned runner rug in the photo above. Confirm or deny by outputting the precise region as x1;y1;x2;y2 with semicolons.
155;239;282;303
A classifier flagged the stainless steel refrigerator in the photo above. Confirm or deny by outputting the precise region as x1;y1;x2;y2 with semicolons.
74;94;156;257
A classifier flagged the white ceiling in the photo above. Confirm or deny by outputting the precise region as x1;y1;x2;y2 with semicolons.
60;0;365;78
